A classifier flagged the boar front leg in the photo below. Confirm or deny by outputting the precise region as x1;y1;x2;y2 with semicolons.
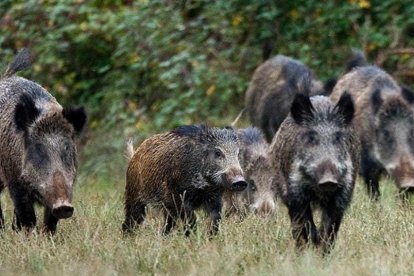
9;182;36;232
288;200;318;249
43;208;59;234
163;208;178;235
319;204;344;254
360;149;382;200
204;195;222;235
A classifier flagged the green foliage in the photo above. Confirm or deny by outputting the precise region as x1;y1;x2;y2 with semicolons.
2;0;414;133
2;0;414;181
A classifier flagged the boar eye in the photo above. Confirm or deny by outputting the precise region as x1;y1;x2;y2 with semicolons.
29;143;49;167
333;131;344;144
380;130;393;144
61;141;74;167
249;180;257;191
304;131;318;146
214;148;224;159
63;141;72;152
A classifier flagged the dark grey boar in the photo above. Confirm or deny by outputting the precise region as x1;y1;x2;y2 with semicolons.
0;49;87;233
223;127;276;216
330;50;414;200
245;55;324;142
123;125;247;235
270;92;360;252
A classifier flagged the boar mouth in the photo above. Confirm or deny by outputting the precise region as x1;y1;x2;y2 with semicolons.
316;181;339;192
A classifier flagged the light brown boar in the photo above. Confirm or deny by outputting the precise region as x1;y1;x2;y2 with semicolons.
223;127;276;217
330;50;414;200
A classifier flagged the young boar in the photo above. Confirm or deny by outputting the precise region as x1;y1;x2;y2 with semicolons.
223;127;276;217
123;125;247;235
245;55;324;142
0;49;87;233
330;51;414;200
270;92;360;252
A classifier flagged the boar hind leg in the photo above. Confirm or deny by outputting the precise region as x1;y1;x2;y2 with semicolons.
122;200;146;233
319;204;344;254
361;150;381;200
10;183;36;232
288;202;318;249
43;208;59;234
203;196;222;235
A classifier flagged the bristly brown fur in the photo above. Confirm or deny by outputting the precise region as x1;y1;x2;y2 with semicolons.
123;125;244;235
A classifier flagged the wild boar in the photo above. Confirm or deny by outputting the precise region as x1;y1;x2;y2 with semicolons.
270;91;360;252
0;49;87;233
223;127;276;217
245;55;324;142
123;125;247;235
330;50;414;200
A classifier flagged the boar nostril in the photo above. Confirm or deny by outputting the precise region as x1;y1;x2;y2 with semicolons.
52;205;74;219
231;180;248;191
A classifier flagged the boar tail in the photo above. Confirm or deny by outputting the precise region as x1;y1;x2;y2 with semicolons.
345;49;367;73
3;48;33;78
125;138;135;161
230;108;246;128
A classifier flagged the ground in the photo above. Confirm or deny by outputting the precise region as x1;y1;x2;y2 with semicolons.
0;176;413;275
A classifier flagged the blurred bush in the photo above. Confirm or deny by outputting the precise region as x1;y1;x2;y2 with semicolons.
1;0;414;134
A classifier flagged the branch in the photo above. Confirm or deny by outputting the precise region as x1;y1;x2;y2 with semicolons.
376;48;414;65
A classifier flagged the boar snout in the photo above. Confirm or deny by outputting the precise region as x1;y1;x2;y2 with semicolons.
52;200;74;219
399;180;414;190
225;168;247;191
315;160;340;192
250;196;276;217
46;171;74;219
231;176;248;191
390;155;414;190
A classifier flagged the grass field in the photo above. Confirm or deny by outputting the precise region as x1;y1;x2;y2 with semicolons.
0;170;413;275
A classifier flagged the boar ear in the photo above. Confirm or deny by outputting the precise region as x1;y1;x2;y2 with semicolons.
63;106;87;134
371;89;382;114
14;94;40;132
335;92;354;125
291;93;314;125
401;85;414;104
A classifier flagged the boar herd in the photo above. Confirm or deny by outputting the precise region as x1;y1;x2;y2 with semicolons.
0;48;413;253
